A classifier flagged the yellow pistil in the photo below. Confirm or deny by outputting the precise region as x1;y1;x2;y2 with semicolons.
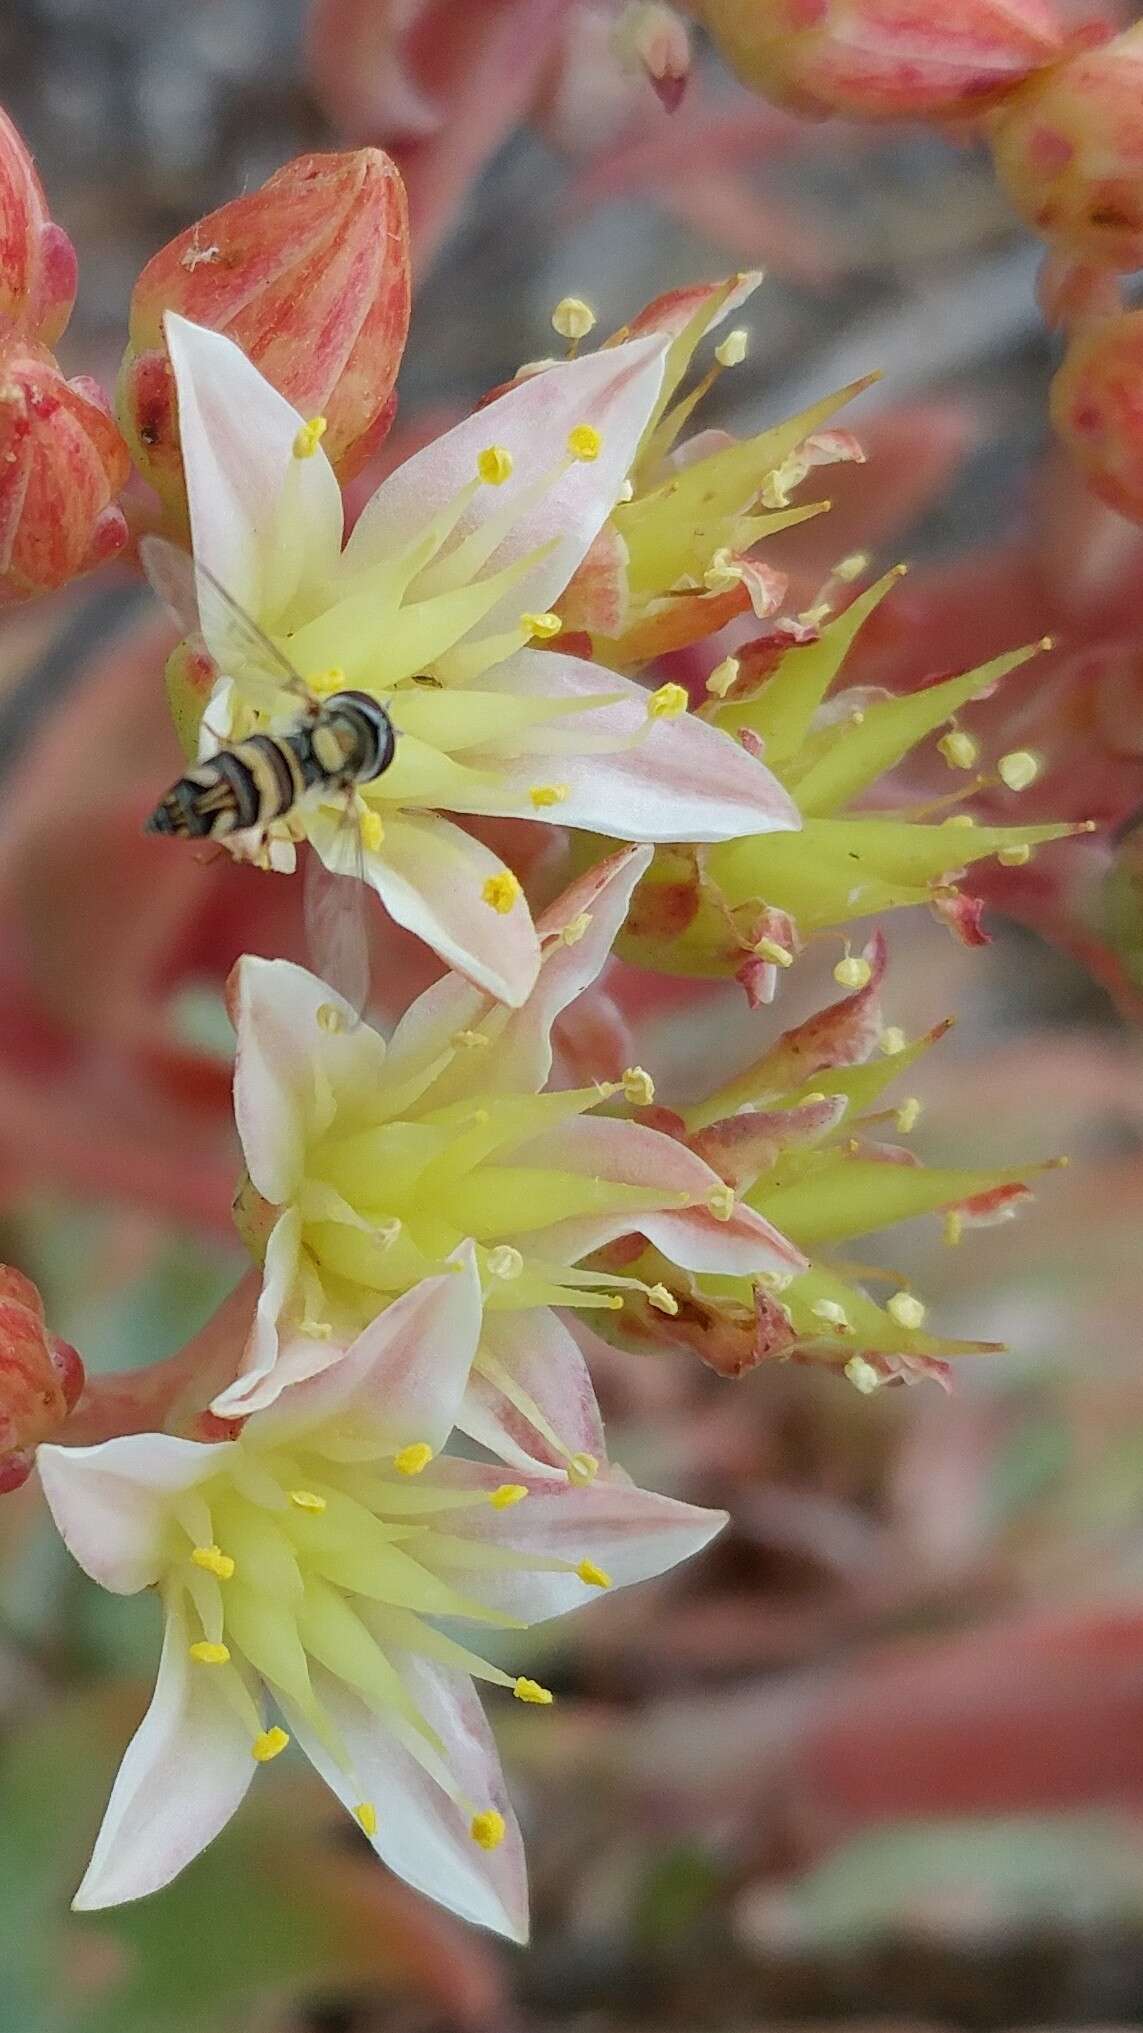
567;423;602;461
292;414;327;459
552;296;596;341
189;1641;231;1666
845;1355;881;1395
289;1489;327;1513
560;911;592;946
895;1097;922;1134
192;1544;236;1581
621;1065;655;1106
529;783;568;808
470;1810;506;1850
393;1441;434;1478
647;1283;679;1316
938;729;978;771
521;610;563;640
998;749;1039;791
252;1727;290;1763
514;1676;554;1704
355;1802;379;1837
998;843;1032;867
486;1244;524;1281
715;327;748;367
811;1298;850;1329
879;1027;907;1057
482;871;522;914
888;1291;927;1329
755;936;793;967
567;1452;599;1487
577;1559;612;1589
706;654;740;698
489;1483;529;1509
316;1003;344;1035
477;444;513;485
360;808;385;853
834;954;872;990
647;682;688;721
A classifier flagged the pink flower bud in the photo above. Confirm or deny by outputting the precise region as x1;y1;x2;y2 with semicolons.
119;148;411;515
1050;308;1143;522
0;343;130;605
0;107;77;346
0;1265;84;1493
993;23;1143;271
697;0;1065;121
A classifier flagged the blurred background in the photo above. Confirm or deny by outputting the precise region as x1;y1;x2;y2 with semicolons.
3;2;1143;2029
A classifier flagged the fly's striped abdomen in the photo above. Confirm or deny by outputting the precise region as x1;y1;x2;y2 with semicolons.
145;696;395;841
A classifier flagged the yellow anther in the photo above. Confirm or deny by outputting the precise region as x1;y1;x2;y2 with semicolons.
647;682;688;721
489;1483;529;1509
552;296;596;341
706;654;740;698
888;1291;927;1330
316;1003;344;1034
845;1355;881;1395
189;1641;231;1666
300;1318;334;1341
192;1544;235;1581
292;414;327;459
394;1441;434;1478
622;1065;655;1106
647;1283;679;1316
998;749;1040;791
567;423;602;461
834;955;872;991
289;1489;327;1512
938;729;979;771
309;665;347;696
944;1211;964;1248
355;1802;379;1837
755;936;794;967
834;551;870;584
895;1097;922;1134
703;549;745;594
708;1183;735;1222
360;808;385;853
529;783;568;809
947;813;976;830
453;1027;491;1050
486;1244;524;1281
252;1727;290;1763
577;1559;612;1589
810;1298;851;1329
482;871;522;914
567;1451;599;1487
477;444;513;485
715;327;748;367
998;843;1032;867
514;1676;554;1704
879;1027;907;1057
521;610;563;640
470;1811;506;1850
560;911;592;946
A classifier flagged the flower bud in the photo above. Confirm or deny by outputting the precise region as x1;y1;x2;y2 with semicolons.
119;148;411;516
993;24;1143;271
0;1266;84;1493
0;342;130;605
697;0;1064;121
1050;309;1143;522
0;107;77;346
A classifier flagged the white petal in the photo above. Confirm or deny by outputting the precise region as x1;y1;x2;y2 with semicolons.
38;1435;229;1595
488;650;800;840
458;1307;608;1475
210;1208;313;1421
165;315;343;628
343;335;668;626
279;1657;528;1941
249;1243;484;1454
73;1599;257;1909
358;814;540;1007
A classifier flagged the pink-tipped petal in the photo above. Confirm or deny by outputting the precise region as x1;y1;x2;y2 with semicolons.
459;1308;609;1475
210;1207;309;1420
37;1434;229;1595
357;814;540;1007
72;1599;257;1910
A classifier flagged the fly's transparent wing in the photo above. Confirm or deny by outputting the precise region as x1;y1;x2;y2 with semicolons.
304;794;373;1026
140;535;314;718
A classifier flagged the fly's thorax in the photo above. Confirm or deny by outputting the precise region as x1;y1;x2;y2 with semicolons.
319;691;396;785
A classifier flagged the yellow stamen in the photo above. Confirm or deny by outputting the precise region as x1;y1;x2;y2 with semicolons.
938;729;978;771
577;1559;612;1589
552;296;596;341
715;327;748;367
888;1291;927;1329
292;415;327;459
647;1283;679;1316
477;445;513;485
845;1355;881;1395
482;871;522;914
289;1489;327;1513
300;1318;333;1341
470;1810;506;1850
521;610;563;640
811;1299;850;1329
706;654;740;698
316;1003;344;1034
947;813;976;830
252;1727;290;1763
454;1027;491;1049
394;1441;434;1478
998;843;1032;867
944;1211;964;1247
489;1483;529;1509
707;1184;735;1222
703;549;744;594
567;1452;599;1487
647;682;688;721
529;782;568;808
621;1065;655;1106
998;749;1039;791
895;1097;922;1134
755;936;793;967
560;911;591;946
567;423;602;461
192;1544;236;1581
835;551;870;583
309;665;347;695
360;808;385;853
486;1244;524;1281
879;1027;907;1057
355;1802;379;1837
514;1676;554;1704
189;1641;231;1666
834;955;872;991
